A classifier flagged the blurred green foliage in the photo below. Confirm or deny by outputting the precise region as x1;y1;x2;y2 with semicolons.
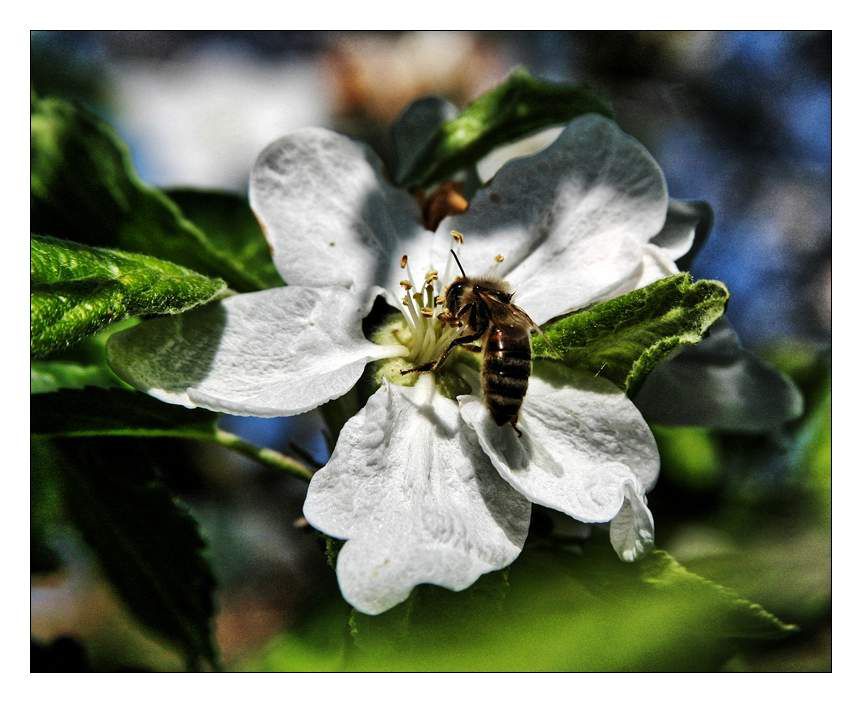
652;426;721;491
247;544;793;672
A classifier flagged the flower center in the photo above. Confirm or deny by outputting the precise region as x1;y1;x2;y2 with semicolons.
393;253;461;367
371;232;475;397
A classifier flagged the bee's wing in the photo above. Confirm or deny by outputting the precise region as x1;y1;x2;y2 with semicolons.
508;301;564;359
478;292;539;331
508;302;539;331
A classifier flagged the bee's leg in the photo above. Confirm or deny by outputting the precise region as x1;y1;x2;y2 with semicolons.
399;361;436;375
431;330;484;372
461;344;482;352
402;330;483;376
509;416;523;438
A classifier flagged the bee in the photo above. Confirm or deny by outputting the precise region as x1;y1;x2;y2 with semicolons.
402;250;537;435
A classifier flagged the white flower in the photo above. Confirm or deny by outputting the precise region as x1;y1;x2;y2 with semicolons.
108;115;694;615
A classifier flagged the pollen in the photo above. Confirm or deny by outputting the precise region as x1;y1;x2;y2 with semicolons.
495;254;505;263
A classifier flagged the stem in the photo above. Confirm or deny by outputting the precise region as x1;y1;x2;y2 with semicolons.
208;429;314;482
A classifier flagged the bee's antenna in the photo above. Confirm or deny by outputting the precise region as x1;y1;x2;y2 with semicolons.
450;249;467;277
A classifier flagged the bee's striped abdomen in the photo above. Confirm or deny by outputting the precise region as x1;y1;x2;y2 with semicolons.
482;324;532;428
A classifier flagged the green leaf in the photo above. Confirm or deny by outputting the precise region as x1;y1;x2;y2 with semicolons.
30;94;261;292
166;189;283;290
397;68;614;189
533;273;729;395
30;387;314;480
31;235;226;358
31;387;218;439
680;526;829;632
31;360;119;394
35;437;218;669
245;543;794;672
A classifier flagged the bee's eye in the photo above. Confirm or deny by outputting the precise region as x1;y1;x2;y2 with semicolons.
446;283;464;309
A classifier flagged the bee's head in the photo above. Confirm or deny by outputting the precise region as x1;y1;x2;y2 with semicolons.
445;277;469;313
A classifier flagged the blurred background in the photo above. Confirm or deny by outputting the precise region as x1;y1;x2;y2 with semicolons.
30;30;831;672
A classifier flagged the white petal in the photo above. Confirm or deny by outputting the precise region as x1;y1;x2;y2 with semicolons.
458;366;659;523
443;115;669;324
591;243;679;306
631;243;680;291
249;127;428;305
304;377;531;614
634;319;804;431
650;199;696;261
609;483;655;561
652;199;714;268
107;287;403;417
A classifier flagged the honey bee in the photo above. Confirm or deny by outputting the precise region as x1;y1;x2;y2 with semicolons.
402;250;537;435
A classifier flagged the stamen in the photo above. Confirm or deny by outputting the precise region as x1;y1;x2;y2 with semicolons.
425;284;435;308
402;294;420;327
420;323;436;358
443;231;465;288
400;279;413;290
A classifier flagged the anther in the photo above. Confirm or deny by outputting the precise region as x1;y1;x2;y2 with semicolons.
412;292;423;303
420;307;433;318
424;270;438;284
399;279;413;289
434;295;445;306
451;230;464;245
495;254;505;263
400;254;408;269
